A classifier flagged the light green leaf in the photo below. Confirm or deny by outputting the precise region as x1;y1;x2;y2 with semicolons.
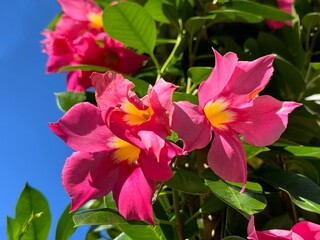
6;216;21;240
243;142;269;160
73;208;127;227
118;225;166;240
55;91;87;112
114;232;133;240
103;2;157;54
285;145;320;158
256;168;320;214
14;184;51;240
173;92;198;104
203;170;267;217
165;168;210;195
187;67;212;84
55;204;76;240
144;0;170;24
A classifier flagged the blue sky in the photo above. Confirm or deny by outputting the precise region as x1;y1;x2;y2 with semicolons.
0;0;88;238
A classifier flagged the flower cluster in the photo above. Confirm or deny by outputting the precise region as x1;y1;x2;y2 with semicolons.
50;49;301;223
42;0;147;91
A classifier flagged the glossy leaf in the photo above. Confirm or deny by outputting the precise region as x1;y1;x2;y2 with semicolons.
6;216;20;240
255;168;320;214
55;204;76;240
144;0;170;24
103;2;157;54
55;91;86;112
165;168;210;195
12;184;51;240
229;0;293;21
302;12;320;36
73;208;127;227
285;145;320;158
187;67;212;84
172;92;198;104
203;170;267;217
243;142;269;160
222;236;246;240
118;224;165;240
57;64;109;73
114;232;133;240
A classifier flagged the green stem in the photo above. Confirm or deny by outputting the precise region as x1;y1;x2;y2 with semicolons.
150;52;161;80
185;209;202;225
173;190;184;240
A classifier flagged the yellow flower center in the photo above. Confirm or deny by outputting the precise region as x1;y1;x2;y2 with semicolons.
121;99;154;125
203;98;236;130
87;12;103;29
109;137;140;164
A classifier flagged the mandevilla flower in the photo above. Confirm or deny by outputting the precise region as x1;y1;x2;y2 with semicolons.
266;0;294;29
42;0;147;91
49;72;183;224
172;49;301;188
248;215;320;239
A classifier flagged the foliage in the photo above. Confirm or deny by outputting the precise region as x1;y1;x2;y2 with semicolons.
7;0;320;239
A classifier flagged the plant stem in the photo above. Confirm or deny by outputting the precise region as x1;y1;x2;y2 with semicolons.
173;189;184;240
150;52;161;80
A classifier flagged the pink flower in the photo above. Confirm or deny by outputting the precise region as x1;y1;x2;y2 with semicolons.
49;72;182;224
266;0;294;29
42;0;147;91
172;50;301;188
248;215;320;239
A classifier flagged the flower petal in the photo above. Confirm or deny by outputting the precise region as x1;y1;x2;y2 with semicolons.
91;72;135;111
198;49;238;108
58;0;101;22
208;130;247;186
171;101;212;152
292;221;320;239
225;54;276;107
62;151;119;211
49;102;113;152
138;130;183;181
113;165;156;224
232;95;301;146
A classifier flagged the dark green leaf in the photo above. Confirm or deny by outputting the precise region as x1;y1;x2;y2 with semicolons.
57;64;109;73
55;204;76;240
55;91;87;112
187;67;212;84
144;0;170;24
262;213;293;230
203;170;267;217
208;9;264;24
173;92;198;104
222;236;246;240
103;2;157;54
201;194;227;213
73;208;127;227
165;168;210;195
255;168;320;214
15;184;51;240
126;76;149;97
302;13;320;36
229;0;293;21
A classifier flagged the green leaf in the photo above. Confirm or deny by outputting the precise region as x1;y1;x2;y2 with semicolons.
103;2;157;54
144;0;170;24
165;168;210;195
73;208;127;227
55;204;76;240
229;0;293;21
126;76;149;97
255;168;320;214
243;142;269;160
187;67;212;84
118;224;165;240
222;236;246;240
302;13;320;36
14;184;51;240
172;92;198;104
201;194;227;213
203;170;267;217
114;232;133;240
262;213;293;230
209;9;264;24
285;145;320;158
46;12;62;30
55;91;87;112
57;64;109;73
6;216;21;240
